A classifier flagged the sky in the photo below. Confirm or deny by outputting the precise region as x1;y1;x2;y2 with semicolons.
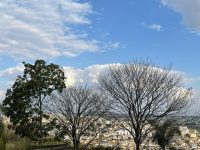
0;0;200;111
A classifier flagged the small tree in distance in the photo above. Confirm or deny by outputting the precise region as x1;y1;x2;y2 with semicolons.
99;60;193;150
3;59;66;143
151;119;181;150
48;85;109;149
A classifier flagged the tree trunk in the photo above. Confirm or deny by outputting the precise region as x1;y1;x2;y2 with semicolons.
73;139;80;149
72;127;80;149
134;129;141;150
162;146;166;150
74;141;80;149
135;143;140;150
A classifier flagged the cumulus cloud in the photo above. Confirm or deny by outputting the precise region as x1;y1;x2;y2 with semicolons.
142;23;162;31
0;63;110;100
0;0;119;59
1;62;200;109
63;64;111;86
0;63;24;93
0;90;6;101
2;63;200;89
161;0;200;34
0;63;116;96
0;63;199;114
0;63;24;78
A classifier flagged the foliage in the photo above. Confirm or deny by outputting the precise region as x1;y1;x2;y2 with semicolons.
152;119;181;150
3;59;66;142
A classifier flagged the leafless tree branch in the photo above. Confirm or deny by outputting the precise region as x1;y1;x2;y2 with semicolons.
98;60;193;150
48;85;109;149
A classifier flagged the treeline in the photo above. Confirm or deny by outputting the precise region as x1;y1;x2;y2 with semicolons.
0;59;193;150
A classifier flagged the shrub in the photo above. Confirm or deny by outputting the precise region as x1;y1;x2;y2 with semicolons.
0;118;5;150
6;138;29;150
0;137;5;150
4;125;30;150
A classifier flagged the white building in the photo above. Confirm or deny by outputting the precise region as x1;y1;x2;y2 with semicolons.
179;126;189;136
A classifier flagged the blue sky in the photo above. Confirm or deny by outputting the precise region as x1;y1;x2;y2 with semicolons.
0;0;200;109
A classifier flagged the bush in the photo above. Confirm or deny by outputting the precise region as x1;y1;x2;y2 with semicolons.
0;118;5;150
4;125;30;150
0;137;5;150
6;138;29;150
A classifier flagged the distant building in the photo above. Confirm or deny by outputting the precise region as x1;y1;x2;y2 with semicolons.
191;143;197;150
179;126;189;136
191;133;197;138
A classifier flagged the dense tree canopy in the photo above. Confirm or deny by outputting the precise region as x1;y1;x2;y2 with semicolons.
3;59;66;142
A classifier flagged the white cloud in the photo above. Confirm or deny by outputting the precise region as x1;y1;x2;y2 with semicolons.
0;63;24;78
143;23;162;31
0;63;24;93
63;64;112;86
161;0;200;34
1;63;200;111
0;0;119;59
0;90;6;101
63;65;200;114
0;63;112;100
2;63;200;90
0;63;113;88
0;63;199;114
1;63;200;88
184;77;200;85
106;42;121;49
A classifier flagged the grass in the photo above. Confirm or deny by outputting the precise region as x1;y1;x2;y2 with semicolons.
4;127;68;150
28;143;67;150
28;139;68;150
4;128;30;150
6;139;29;150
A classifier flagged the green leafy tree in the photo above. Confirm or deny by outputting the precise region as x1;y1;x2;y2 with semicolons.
3;59;66;143
152;120;181;150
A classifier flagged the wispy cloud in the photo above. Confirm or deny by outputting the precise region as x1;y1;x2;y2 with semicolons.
0;0;119;60
161;0;200;35
142;23;162;32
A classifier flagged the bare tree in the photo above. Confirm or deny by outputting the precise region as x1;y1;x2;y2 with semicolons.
48;85;109;149
98;60;193;150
